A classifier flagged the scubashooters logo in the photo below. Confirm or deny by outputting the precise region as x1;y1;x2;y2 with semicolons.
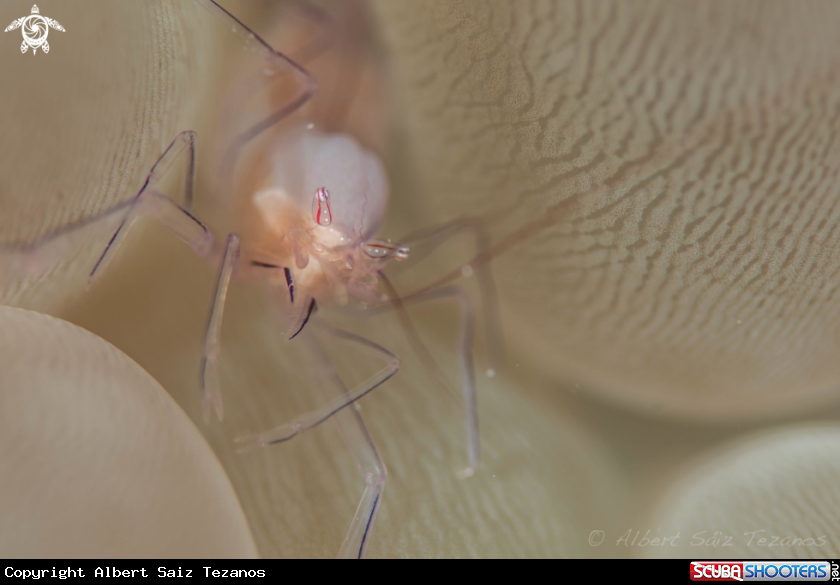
691;561;833;581
5;5;64;54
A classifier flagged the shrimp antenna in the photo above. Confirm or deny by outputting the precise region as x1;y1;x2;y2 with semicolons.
198;0;317;168
381;196;581;307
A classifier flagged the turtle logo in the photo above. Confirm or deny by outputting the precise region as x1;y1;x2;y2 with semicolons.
4;5;64;55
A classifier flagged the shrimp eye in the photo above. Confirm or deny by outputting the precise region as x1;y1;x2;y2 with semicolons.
362;239;410;261
312;187;332;227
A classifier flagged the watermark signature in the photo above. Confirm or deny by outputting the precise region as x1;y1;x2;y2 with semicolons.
4;5;64;55
588;529;829;548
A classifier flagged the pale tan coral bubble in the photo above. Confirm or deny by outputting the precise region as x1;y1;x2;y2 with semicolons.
642;423;840;559
0;0;220;309
372;0;840;418
0;306;257;557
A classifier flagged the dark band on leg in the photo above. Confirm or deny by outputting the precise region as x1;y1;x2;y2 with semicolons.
289;297;317;339
284;267;295;304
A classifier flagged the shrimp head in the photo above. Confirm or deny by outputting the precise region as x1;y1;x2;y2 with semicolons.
252;125;407;306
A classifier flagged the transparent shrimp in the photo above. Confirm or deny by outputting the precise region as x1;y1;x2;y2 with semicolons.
0;0;508;559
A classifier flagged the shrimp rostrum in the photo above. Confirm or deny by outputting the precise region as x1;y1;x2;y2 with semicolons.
0;0;502;558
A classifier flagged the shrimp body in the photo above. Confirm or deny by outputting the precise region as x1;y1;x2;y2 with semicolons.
0;0;487;559
246;123;406;309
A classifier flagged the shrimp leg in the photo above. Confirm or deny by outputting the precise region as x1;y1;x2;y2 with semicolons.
383;281;480;475
0;131;208;292
301;324;388;559
235;327;399;451
393;217;505;375
83;130;243;424
88;131;213;285
237;323;397;558
201;233;240;423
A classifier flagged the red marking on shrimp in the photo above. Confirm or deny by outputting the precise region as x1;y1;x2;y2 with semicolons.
313;187;332;226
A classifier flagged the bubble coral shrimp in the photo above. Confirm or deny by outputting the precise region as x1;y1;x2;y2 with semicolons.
0;0;509;558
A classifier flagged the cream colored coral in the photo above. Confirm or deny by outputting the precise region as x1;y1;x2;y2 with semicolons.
0;306;256;557
644;424;840;559
372;0;840;419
